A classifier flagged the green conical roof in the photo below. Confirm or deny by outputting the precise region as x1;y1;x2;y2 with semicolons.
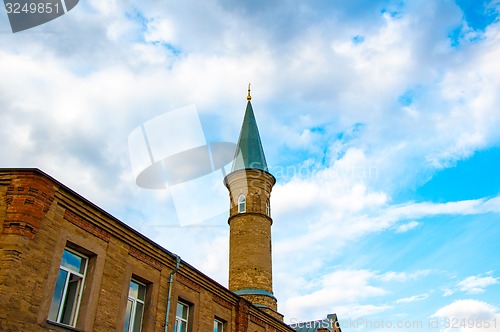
231;101;268;172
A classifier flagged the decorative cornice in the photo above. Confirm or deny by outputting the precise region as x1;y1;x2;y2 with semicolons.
2;174;56;239
128;246;163;271
212;294;233;310
250;314;266;327
64;209;111;242
2;221;38;238
177;273;201;292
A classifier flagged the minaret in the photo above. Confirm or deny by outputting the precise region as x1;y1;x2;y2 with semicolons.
224;86;281;320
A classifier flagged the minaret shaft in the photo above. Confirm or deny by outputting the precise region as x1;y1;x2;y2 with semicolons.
225;95;282;320
225;169;277;313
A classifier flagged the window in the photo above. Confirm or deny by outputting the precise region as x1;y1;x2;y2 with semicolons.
265;199;270;216
238;194;246;213
174;301;189;332
48;248;88;327
214;318;224;332
123;279;146;332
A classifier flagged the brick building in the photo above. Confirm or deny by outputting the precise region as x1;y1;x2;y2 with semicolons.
0;91;338;331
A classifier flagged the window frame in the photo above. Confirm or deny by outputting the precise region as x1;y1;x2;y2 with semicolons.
48;247;88;328
123;279;147;332
214;318;224;332
265;199;270;216
238;194;246;213
174;301;190;332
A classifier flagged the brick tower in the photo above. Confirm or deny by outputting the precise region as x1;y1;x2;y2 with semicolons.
224;86;281;320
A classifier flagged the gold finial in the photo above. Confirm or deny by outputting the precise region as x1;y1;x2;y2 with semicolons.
247;83;252;101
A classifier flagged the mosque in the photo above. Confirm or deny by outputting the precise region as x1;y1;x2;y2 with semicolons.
0;89;340;331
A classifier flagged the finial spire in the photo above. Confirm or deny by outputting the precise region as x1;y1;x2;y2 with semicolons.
231;92;268;172
247;83;252;101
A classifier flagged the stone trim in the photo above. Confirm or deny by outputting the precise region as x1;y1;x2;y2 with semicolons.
227;212;273;225
233;288;276;300
46;320;84;332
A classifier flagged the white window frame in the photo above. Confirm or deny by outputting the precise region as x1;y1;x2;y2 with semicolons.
214;318;224;332
124;279;147;332
238;194;246;213
265;199;270;216
174;301;189;332
49;248;88;327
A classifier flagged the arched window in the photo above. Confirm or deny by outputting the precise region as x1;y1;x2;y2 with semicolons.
265;199;270;216
238;194;246;213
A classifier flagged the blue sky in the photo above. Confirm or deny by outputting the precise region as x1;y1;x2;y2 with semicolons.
1;1;499;331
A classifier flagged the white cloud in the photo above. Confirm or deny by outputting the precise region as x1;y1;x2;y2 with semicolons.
283;268;435;322
379;270;433;283
396;293;429;304
395;220;421;233
283;269;387;321
335;304;393;320
432;300;497;319
443;274;500;297
274;187;500;260
458;275;499;295
145;18;177;44
432;300;500;332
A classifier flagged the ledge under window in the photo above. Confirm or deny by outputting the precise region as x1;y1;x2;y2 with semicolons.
47;320;85;332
